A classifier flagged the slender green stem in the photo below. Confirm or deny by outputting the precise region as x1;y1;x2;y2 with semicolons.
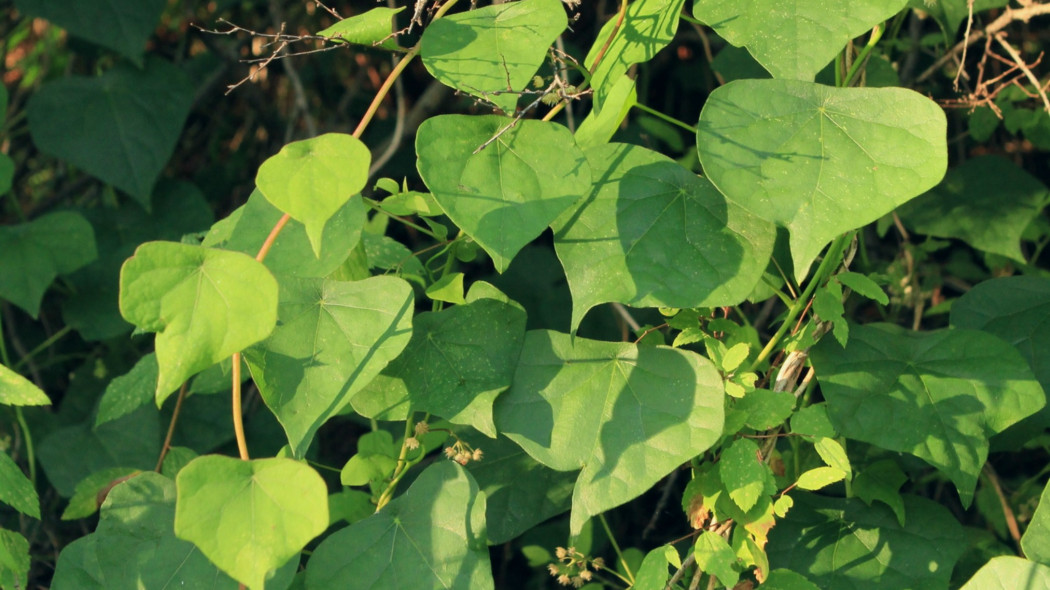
844;24;885;87
747;232;853;372
834;54;843;87
14;407;36;484
375;416;418;511
598;513;634;585
364;199;443;239
13;325;72;372
632;102;697;134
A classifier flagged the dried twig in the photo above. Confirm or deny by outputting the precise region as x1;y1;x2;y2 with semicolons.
993;33;1050;113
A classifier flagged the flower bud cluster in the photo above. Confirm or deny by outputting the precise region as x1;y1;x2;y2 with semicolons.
548;546;603;587
443;439;483;466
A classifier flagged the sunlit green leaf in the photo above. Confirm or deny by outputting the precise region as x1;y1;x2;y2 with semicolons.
119;241;278;398
255;134;371;255
1023;482;1050;566
574;76;637;150
553;143;774;331
416;115;590;272
306;461;493;589
586;0;685;106
719;437;774;512
959;556;1050;590
245;275;414;456
175;456;327;590
0;211;97;317
0;452;39;519
420;0;566;113
767;493;966;589
26;59;195;205
692;0;906;80
494;330;723;533
811;323;1044;506
0;364;50;407
0;528;29;590
318;7;404;50
694;530;739;587
697;79;946;277
633;545;679;590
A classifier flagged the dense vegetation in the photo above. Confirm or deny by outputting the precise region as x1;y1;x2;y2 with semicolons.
2;0;1050;588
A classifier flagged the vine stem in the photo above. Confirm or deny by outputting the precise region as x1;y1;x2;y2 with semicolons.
231;353;249;461
14;408;36;485
155;382;190;471
598;513;634;585
747;232;852;372
374;415;419;511
843;23;885;87
12;325;72;372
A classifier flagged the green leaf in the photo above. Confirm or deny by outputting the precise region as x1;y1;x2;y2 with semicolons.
460;431;575;544
767;493;966;589
762;569;821;590
0;452;39;519
0;211;97;317
633;545;679;590
0;528;29;590
733;389;795;430
959;556;1050;590
255;134;371;256
420;0;566;113
175;456;328;590
328;489;374;526
493;330;724;533
0;364;50;406
814;281;848;346
813;437;851;478
718;437;774;513
837;271;889;305
119;241;279;398
353;290;526;437
0;154;12;197
552;143;775;331
898;156;1049;262
416;115;590;272
694;530;739;587
52;472;240;589
94;353;158;427
425;272;467;305
951;276;1050;445
318;7;404;50
811;323;1045;506
244;275;414;456
62;467;140;520
12;0;165;65
574;76;637;150
790;403;837;439
796;466;846;491
585;0;685;106
1023;482;1050;566
26;59;195;206
852;459;907;525
306;461;494;590
204;188;365;278
692;0;906;81
697;80;947;277
37;404;160;497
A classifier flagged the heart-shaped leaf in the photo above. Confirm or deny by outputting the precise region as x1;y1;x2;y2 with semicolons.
13;0;166;65
692;0;907;80
898;155;1049;262
767;493;966;590
811;323;1045;505
352;289;525;436
255;133;370;256
959;556;1050;590
420;0;566;113
552;143;775;331
493;330;724;533
26;59;195;206
697;79;946;277
175;456;328;590
0;211;97;317
416;115;590;272
119;242;278;397
318;7;404;50
306;461;493;589
244;275;415;456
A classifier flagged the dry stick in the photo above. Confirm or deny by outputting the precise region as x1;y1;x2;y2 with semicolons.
954;0;976;90
983;463;1024;552
155;382;190;471
916;2;1050;84
994;33;1050;113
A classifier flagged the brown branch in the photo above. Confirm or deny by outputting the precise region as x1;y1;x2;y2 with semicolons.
993;33;1050;113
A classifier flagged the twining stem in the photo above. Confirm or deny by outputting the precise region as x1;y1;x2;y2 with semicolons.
843;24;885;87
12;325;72;372
231;353;249;460
747;232;853;372
374;416;420;511
632;102;697;134
598;513;635;585
155;382;190;471
14;408;36;484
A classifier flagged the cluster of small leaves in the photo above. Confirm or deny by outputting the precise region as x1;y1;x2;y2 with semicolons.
1;0;1049;589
